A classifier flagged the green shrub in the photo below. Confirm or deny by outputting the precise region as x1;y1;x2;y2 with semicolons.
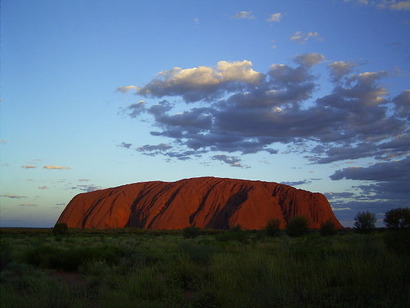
286;216;309;237
183;226;201;238
215;229;249;243
354;211;376;233
52;223;68;236
320;220;337;236
265;219;281;237
384;207;410;229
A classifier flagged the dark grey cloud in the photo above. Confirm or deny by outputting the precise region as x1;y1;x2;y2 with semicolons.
330;157;410;208
118;142;132;149
136;143;173;157
212;154;247;168
393;90;410;119
281;180;310;186
325;192;356;200
330;157;410;182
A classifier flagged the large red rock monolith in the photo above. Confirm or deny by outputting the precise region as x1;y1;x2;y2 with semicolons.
57;177;343;229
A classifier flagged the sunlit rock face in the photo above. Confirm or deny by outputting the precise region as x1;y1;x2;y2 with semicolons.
57;177;343;229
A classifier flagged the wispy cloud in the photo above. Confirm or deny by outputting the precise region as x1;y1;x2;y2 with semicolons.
389;1;410;10
72;184;102;192
43;165;71;170
19;203;38;207
290;31;323;43
232;11;255;19
1;194;27;199
344;0;410;11
21;165;37;169
267;13;282;22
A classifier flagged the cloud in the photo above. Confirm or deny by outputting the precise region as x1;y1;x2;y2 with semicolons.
136;61;262;103
393;90;410;119
21;165;37;169
232;11;255;19
328;61;357;82
330;157;410;206
0;140;7;144
19;204;38;207
136;143;173;156
330;157;410;182
267;13;282;22
290;31;323;44
38;186;48;190
345;0;410;10
78;179;90;182
116;85;138;93
122;54;409;175
118;142;132;149
43;165;71;170
72;184;102;192
390;1;410;10
212;154;248;168
1;194;27;199
281;180;311;186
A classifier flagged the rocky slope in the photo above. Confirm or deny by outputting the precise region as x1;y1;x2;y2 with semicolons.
57;177;343;229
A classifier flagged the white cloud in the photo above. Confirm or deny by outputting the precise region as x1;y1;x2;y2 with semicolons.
136;60;263;102
267;13;282;22
232;11;255;19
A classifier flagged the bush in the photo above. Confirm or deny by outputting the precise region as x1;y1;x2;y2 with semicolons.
286;216;309;237
265;219;280;237
354;211;376;233
52;223;68;236
320;220;337;236
183;226;201;239
384;207;410;229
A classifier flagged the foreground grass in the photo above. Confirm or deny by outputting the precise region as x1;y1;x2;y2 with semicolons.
1;229;409;307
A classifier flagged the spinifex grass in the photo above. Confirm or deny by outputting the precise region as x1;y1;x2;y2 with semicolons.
1;229;409;308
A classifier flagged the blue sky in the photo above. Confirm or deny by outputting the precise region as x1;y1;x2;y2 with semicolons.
1;0;409;228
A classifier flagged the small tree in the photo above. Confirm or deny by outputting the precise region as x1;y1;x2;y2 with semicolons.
354;211;376;232
384;208;410;229
265;219;281;237
53;223;68;236
286;216;309;237
183;226;201;239
320;220;337;236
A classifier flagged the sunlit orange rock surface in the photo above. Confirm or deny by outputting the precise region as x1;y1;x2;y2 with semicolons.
57;177;343;229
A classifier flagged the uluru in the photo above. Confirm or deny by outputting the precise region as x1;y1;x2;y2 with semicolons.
57;177;343;230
